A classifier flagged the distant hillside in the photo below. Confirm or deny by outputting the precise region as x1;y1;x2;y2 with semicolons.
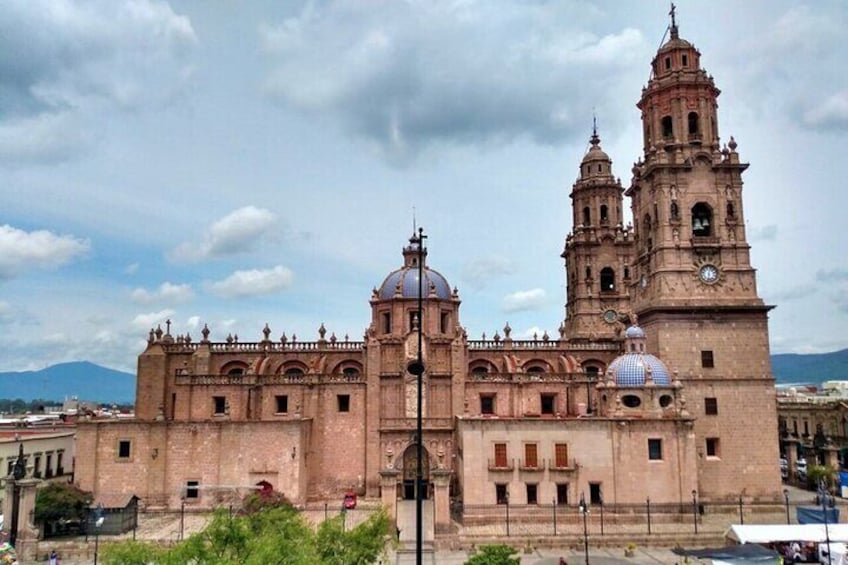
0;361;135;403
772;348;848;386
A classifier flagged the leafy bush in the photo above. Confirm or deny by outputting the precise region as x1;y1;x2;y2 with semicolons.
34;482;93;524
465;544;521;565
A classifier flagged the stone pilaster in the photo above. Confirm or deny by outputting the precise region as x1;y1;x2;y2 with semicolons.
380;469;400;521
432;469;452;534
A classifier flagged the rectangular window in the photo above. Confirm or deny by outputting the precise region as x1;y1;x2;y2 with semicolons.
213;396;226;415
524;443;538;468
526;483;538;505
701;350;714;368
34;455;41;478
480;394;495;415
57;451;64;474
706;437;720;457
118;440;132;459
495;483;508;505
556;483;569;505
275;395;289;414
171;392;176;419
185;480;200;499
648;438;663;461
541;394;556;415
705;397;718;415
589;482;603;505
440;311;449;333
46;453;53;478
382;312;391;334
337;394;350;413
554;443;569;468
408;311;418;331
804;420;809;436
494;443;507;468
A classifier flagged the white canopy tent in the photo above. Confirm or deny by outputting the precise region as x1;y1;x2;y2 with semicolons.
726;524;848;544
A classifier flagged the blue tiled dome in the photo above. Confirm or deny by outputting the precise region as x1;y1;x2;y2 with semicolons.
624;325;646;339
379;267;451;300
608;353;671;386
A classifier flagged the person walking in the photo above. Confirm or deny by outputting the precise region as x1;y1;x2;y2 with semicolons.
48;549;59;565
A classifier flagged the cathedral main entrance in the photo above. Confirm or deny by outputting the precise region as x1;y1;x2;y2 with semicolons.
401;444;430;500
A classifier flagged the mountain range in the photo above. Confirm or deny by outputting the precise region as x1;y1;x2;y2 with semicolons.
0;349;845;404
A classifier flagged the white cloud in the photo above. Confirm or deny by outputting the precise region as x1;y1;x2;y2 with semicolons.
208;266;294;298
749;225;778;242
124;262;139;275
519;325;547;340
462;256;516;289
169;206;277;262
502;288;547;313
131;309;176;330
186;316;201;330
130;282;194;304
804;89;848;130
0;224;89;280
260;2;647;162
0;0;196;163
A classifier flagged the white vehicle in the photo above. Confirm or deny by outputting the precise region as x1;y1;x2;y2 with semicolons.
797;458;808;480
818;541;848;565
781;457;789;479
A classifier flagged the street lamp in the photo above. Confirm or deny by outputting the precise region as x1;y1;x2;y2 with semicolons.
180;494;186;541
691;490;698;534
783;488;791;525
819;480;833;565
93;504;105;565
552;497;557;536
504;488;510;537
579;492;589;565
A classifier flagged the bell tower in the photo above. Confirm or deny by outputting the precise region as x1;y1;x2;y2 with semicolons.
626;9;780;501
562;124;632;341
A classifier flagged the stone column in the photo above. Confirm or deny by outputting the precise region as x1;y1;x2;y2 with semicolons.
379;469;400;521
13;476;42;562
431;469;451;534
2;477;13;533
785;439;799;481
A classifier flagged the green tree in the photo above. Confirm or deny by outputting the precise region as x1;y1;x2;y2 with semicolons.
809;464;838;491
316;508;391;565
100;540;165;565
34;482;93;525
464;544;521;565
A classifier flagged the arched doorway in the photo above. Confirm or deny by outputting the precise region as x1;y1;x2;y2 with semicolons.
401;444;430;500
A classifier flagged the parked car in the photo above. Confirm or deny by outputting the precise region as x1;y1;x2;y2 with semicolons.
781;457;789;479
796;458;808;481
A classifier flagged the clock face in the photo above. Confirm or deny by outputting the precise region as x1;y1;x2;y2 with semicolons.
603;309;617;324
699;264;719;283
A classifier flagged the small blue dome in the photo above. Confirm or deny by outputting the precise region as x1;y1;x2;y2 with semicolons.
625;325;646;339
379;268;451;300
608;353;671;386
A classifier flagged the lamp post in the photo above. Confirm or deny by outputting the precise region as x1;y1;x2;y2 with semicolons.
820;480;833;565
552;498;557;536
691;490;698;534
647;497;652;535
505;489;510;537
738;495;744;525
405;228;427;565
579;492;589;565
784;488;791;525
93;505;104;565
180;495;186;541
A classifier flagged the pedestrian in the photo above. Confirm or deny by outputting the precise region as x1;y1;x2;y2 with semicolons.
48;549;58;565
559;558;568;565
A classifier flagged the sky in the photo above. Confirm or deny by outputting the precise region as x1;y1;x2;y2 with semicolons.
1;0;847;374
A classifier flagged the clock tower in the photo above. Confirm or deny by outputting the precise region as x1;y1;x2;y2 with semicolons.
562;125;633;341
626;12;780;500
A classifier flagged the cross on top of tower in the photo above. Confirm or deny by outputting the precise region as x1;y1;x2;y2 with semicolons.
669;2;679;38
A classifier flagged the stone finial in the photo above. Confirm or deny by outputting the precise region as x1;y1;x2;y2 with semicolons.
728;136;737;151
155;325;163;340
148;328;155;344
318;323;326;340
262;323;271;341
185;332;192;344
344;333;349;342
503;322;512;338
165;319;172;336
226;333;234;344
330;332;337;344
291;333;297;343
481;332;486;341
542;331;549;342
372;287;379;298
493;331;500;343
452;286;459;298
233;334;239;343
559;321;566;339
201;324;210;342
532;331;538;341
280;332;288;344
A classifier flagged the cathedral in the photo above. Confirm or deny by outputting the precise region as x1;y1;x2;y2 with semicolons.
75;15;781;532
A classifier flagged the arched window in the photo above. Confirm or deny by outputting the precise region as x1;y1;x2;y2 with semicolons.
600;205;609;224
688;112;699;135
623;267;630;280
227;367;245;375
670;201;679;220
582;206;591;226
600;267;616;292
585;266;592;280
526;365;546;374
284;367;304;375
726;201;735;219
471;366;489;374
661;116;673;138
643;213;652;232
691;203;713;237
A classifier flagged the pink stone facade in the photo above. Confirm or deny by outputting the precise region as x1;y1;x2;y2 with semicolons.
75;19;781;517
